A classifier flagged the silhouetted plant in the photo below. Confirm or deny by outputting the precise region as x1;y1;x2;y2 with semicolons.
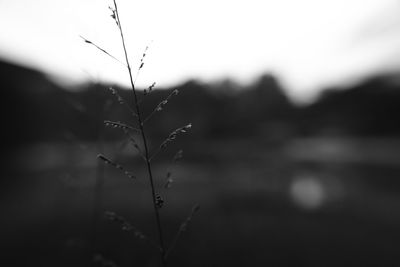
82;1;199;266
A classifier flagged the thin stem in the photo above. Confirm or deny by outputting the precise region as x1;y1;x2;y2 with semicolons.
113;1;167;265
143;89;179;125
80;35;126;67
164;205;200;260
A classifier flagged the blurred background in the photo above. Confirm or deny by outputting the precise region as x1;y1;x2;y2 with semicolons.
1;0;400;266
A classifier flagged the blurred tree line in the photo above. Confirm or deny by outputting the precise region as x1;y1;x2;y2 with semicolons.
2;59;400;150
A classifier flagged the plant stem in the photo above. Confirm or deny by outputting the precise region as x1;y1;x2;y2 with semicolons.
113;1;166;265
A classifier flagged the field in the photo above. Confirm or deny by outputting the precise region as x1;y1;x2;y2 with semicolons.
2;137;400;266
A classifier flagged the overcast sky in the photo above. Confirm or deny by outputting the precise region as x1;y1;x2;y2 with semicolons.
0;0;400;103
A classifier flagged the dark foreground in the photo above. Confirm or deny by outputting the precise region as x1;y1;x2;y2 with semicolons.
2;137;400;267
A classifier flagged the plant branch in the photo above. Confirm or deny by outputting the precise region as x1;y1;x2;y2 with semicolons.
104;120;140;133
80;35;126;67
97;154;136;179
143;89;179;124
150;124;192;162
164;205;200;260
107;87;138;117
112;1;167;265
105;211;161;250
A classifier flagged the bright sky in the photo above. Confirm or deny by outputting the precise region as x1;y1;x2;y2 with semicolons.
0;0;400;103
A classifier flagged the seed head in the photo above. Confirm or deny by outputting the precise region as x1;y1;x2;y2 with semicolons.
155;194;164;209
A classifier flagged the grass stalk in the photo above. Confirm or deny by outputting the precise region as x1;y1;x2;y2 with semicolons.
112;0;167;265
84;1;198;264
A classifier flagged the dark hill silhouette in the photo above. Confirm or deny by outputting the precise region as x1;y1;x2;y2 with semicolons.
298;75;400;136
0;60;76;146
1;58;400;150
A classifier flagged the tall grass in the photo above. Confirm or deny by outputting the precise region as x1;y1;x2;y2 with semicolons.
82;1;199;266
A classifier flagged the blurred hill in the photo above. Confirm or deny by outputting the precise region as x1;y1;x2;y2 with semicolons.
1;59;400;148
298;75;400;137
0;60;83;146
